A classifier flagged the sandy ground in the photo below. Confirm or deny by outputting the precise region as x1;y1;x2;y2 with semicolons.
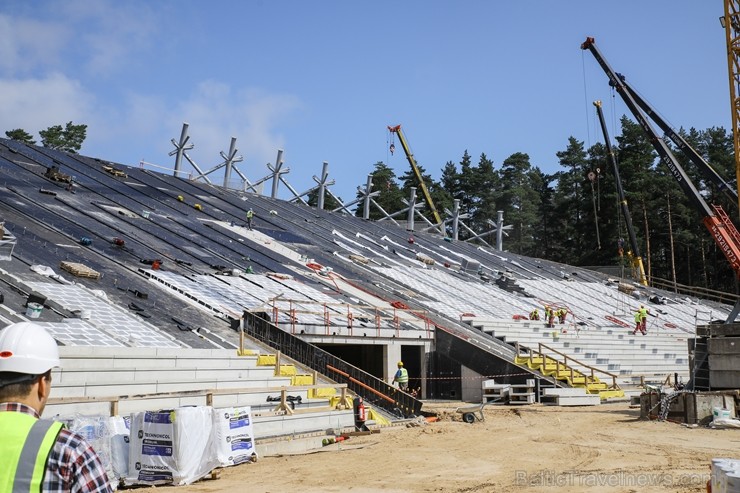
173;402;739;493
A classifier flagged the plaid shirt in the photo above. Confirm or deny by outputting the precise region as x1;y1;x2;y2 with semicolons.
0;402;113;493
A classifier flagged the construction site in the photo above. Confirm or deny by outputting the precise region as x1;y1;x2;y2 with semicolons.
3;6;740;493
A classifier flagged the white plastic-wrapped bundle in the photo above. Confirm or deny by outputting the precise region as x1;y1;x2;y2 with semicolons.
128;407;219;486
66;415;114;487
212;406;256;466
108;416;130;484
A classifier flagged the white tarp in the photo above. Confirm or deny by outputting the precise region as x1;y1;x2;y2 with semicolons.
213;406;256;466
128;407;219;486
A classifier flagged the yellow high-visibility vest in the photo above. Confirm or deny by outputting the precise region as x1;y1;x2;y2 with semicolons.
0;411;63;492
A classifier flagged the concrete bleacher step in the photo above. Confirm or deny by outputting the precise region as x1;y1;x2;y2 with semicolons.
47;346;352;439
541;388;600;406
509;379;536;405
515;355;625;399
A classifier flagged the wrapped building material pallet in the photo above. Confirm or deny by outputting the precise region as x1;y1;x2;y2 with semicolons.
127;407;218;486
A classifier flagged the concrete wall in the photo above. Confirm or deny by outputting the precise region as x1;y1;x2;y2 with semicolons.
461;366;484;403
708;337;740;389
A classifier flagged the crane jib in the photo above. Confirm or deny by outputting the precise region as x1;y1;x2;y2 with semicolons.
706;218;740;274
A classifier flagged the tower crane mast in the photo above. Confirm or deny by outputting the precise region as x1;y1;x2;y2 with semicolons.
723;0;740;214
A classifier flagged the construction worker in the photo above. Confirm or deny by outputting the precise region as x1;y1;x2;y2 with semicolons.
529;308;540;321
0;322;112;492
632;310;645;335
246;208;254;230
545;306;555;328
638;305;650;333
558;308;567;324
392;361;409;392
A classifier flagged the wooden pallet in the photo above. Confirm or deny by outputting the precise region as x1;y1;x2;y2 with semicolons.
60;261;100;280
102;165;128;178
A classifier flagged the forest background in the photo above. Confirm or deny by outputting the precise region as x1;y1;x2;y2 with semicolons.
6;115;737;297
341;117;737;297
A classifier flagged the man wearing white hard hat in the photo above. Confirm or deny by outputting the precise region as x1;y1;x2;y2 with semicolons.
0;322;112;492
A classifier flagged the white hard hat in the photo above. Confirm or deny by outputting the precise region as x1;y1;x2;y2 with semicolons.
0;322;60;375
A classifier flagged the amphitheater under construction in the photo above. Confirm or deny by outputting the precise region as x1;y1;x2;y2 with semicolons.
0;134;739;492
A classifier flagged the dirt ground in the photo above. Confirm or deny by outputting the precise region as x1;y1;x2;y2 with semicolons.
175;401;739;493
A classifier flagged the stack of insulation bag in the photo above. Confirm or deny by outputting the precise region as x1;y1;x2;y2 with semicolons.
60;405;256;489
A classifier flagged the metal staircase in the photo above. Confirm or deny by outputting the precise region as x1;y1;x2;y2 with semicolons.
243;311;423;418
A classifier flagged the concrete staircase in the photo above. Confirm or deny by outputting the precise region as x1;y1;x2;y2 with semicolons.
514;350;624;399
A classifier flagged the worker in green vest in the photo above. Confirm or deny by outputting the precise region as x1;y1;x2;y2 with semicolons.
529;308;540;321
633;308;646;336
0;322;112;492
638;305;650;333
392;361;409;392
545;306;555;328
246;208;254;230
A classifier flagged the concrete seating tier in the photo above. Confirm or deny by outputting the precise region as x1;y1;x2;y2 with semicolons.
465;317;690;385
47;347;354;439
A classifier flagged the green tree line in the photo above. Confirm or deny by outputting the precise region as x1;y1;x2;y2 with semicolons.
5;122;88;153
350;117;738;294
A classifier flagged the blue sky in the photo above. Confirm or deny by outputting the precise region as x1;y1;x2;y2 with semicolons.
0;1;730;204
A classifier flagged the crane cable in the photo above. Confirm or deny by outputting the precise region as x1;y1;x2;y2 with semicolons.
581;50;593;150
582;53;602;249
608;87;632;281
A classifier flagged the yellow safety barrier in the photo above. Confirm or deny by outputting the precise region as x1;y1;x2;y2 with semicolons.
312;387;337;398
291;374;313;386
278;365;297;376
257;354;276;366
367;407;390;425
329;395;353;409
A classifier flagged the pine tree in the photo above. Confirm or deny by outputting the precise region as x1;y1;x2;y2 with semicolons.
4;128;36;145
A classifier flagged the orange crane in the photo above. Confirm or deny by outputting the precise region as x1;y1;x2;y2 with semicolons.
582;37;740;284
387;125;443;226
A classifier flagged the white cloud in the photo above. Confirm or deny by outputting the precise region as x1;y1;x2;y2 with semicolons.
0;74;95;138
163;81;303;178
0;1;158;78
0;14;70;75
60;0;159;76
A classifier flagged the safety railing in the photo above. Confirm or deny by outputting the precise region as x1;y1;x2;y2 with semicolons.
516;342;621;390
243;311;423;418
266;296;433;339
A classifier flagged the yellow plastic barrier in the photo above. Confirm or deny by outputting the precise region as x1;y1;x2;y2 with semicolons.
329;395;353;409
257;354;276;366
312;387;338;398
236;349;258;356
291;374;313;386
278;365;297;376
367;407;390;425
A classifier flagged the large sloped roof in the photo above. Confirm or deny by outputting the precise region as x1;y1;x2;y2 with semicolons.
0;138;730;359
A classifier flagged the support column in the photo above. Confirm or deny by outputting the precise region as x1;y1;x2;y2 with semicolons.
170;122;192;178
407;188;417;231
271;149;284;198
317;161;329;210
385;343;403;386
